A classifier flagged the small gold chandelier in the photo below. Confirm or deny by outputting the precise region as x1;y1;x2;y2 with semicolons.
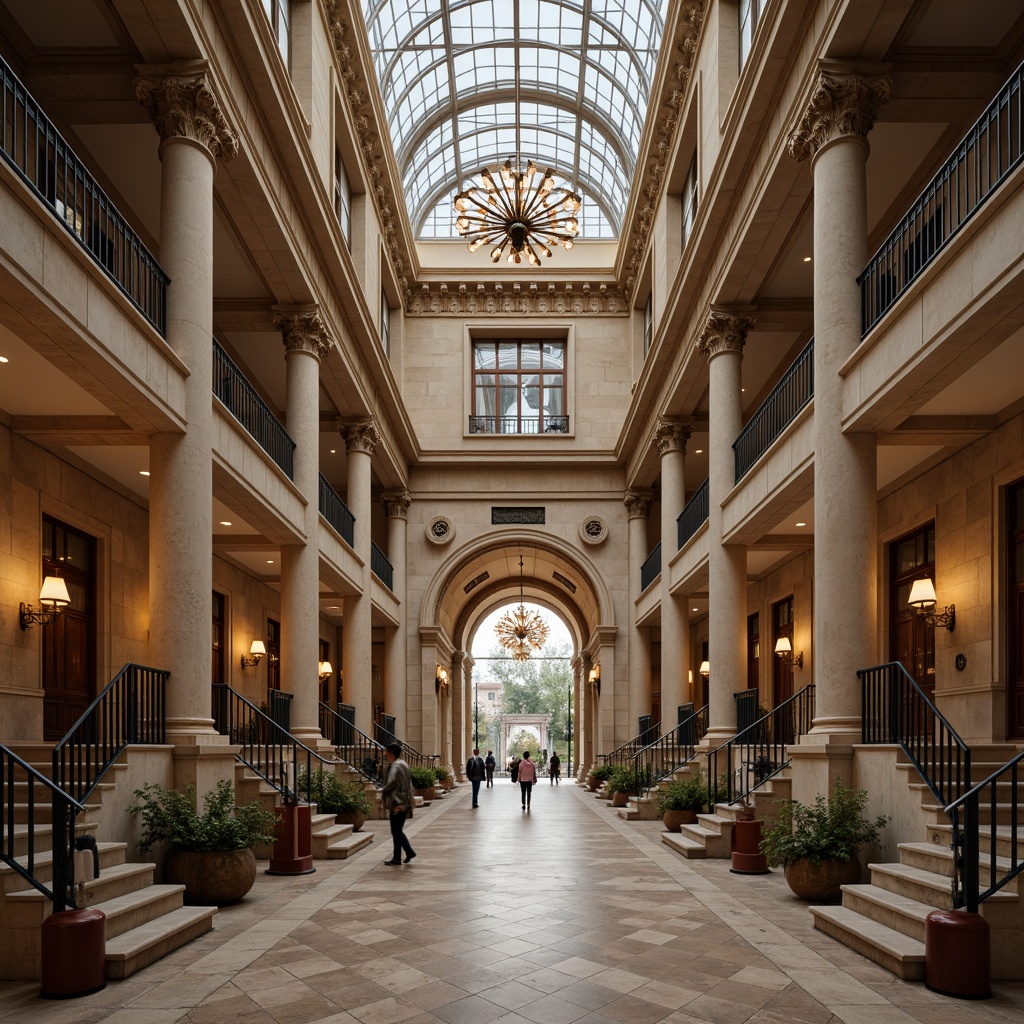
454;158;582;265
495;555;550;660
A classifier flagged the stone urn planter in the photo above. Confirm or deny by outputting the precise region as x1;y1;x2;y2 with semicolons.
414;786;436;802
783;856;861;902
662;809;698;833
335;810;366;832
587;774;600;791
164;847;258;905
611;791;629;808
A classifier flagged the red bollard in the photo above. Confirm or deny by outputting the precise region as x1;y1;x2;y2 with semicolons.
266;803;315;875
40;908;106;998
925;909;991;999
730;817;770;874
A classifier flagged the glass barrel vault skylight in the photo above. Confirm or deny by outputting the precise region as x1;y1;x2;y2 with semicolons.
361;0;667;240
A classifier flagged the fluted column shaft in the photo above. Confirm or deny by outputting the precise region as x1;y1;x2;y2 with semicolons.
451;651;467;779
625;490;653;732
382;491;410;737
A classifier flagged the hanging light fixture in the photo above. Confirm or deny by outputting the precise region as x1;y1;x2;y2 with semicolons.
453;158;582;265
495;555;550;660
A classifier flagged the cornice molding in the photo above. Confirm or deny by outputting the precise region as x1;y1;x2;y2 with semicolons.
407;280;629;316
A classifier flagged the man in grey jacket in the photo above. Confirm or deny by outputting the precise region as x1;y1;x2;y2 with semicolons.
381;742;416;865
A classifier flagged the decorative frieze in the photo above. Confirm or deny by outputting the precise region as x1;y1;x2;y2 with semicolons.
407;281;627;316
135;65;239;162
337;419;380;454
695;308;756;359
273;309;333;360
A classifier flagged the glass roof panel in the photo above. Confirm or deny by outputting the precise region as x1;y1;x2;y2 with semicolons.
362;0;668;240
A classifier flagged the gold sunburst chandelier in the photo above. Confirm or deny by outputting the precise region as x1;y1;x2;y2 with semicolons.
495;555;550;661
454;158;582;265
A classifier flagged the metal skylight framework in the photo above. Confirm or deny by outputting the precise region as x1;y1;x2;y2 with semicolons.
361;0;666;240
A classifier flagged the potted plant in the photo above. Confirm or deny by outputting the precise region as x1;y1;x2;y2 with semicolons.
587;764;611;792
434;765;454;791
299;768;373;831
409;765;437;800
606;765;638;807
656;771;707;831
759;780;889;901
128;780;278;905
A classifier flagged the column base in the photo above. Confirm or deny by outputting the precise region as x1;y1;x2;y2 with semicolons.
699;727;737;751
172;741;241;795
787;741;854;806
804;716;862;745
164;717;223;742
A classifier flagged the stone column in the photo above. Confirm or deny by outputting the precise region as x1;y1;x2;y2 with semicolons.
436;668;451;768
625;490;653;733
136;66;237;743
656;420;691;725
465;655;476;758
697;308;756;745
338;420;379;733
571;656;581;777
275;310;332;742
382;491;410;736
789;65;890;740
580;652;593;772
450;651;467;780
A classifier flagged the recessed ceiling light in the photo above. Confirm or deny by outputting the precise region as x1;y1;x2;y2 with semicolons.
266;559;274;564
139;470;150;476
327;605;340;611
220;521;232;527
330;449;336;454
692;607;698;612
803;256;812;263
0;355;8;363
796;521;806;527
694;449;703;454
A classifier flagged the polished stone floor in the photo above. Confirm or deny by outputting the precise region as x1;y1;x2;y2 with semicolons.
2;779;1023;1024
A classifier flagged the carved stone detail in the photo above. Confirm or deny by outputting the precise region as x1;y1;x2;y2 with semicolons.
788;68;892;163
623;490;653;519
695;309;756;359
337;419;380;454
273;310;333;360
135;68;239;162
382;490;412;519
655;419;693;456
408;281;627;316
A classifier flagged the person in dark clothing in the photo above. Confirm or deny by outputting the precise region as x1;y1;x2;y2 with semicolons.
380;742;416;865
466;747;486;807
484;750;496;787
549;751;561;784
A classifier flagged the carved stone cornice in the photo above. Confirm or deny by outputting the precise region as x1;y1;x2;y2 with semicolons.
620;0;706;302
623;490;653;519
407;280;628;316
382;490;411;519
273;309;333;360
337;418;380;454
134;65;239;162
788;65;892;163
654;418;694;456
695;308;756;360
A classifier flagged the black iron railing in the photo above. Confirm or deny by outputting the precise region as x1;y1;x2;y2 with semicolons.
859;661;970;810
706;684;815;808
946;751;1024;914
371;541;394;590
631;705;708;791
677;477;709;549
53;663;168;805
213;339;295;479
468;415;569;434
734;688;761;733
319;473;355;546
319;703;386;784
640;541;661;591
213;684;337;801
0;54;169;335
598;721;662;771
375;714;397;747
733;339;813;482
1;745;84;912
860;60;1024;334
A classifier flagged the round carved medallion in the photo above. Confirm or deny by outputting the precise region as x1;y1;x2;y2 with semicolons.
427;516;455;545
579;516;608;545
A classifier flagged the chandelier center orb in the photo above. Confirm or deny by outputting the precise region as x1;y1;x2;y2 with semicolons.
494;555;551;660
454;157;581;266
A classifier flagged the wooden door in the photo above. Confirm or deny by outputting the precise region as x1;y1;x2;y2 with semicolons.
772;597;794;709
889;524;935;700
747;613;760;692
266;617;281;693
1009;481;1024;737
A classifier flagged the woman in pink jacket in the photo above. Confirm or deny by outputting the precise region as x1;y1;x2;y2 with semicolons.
517;750;537;810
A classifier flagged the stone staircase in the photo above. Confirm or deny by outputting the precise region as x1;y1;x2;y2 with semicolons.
0;743;216;982
811;745;1024;981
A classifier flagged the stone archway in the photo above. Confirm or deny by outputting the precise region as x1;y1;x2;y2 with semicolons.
499;712;553;767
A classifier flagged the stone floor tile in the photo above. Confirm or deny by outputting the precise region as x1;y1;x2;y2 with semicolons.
514;993;592;1024
429;994;507;1024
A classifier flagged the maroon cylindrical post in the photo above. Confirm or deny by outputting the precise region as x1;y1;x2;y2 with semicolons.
730;818;770;874
266;803;315;875
925;909;991;999
40;908;107;998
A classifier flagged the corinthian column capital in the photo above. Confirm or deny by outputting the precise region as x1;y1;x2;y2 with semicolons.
695;307;756;360
623;490;653;519
382;490;411;519
338;419;380;454
788;64;892;163
135;63;239;162
654;418;693;456
273;309;333;361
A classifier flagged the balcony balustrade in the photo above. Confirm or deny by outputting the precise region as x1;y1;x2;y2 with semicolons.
318;474;355;547
677;477;709;550
468;415;569;434
640;541;661;592
371;541;393;591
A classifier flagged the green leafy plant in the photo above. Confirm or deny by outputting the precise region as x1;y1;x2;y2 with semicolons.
433;765;451;784
298;767;372;815
656;770;708;814
409;765;438;790
588;764;612;782
758;780;889;868
127;780;277;854
607;764;640;796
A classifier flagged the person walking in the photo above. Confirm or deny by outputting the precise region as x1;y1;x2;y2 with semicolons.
466;747;486;807
484;750;496;787
381;742;416;866
518;750;537;810
549;751;561;785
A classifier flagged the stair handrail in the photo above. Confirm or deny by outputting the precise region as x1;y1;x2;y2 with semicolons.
51;663;169;806
944;749;1024;914
705;684;816;808
1;744;84;913
319;703;389;784
599;721;662;769
858;661;970;810
213;685;340;802
630;705;709;792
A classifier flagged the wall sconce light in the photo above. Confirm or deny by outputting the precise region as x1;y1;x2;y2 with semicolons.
699;660;710;677
435;666;449;695
241;640;267;669
908;577;955;631
20;576;71;630
774;636;803;668
318;661;333;682
588;666;600;695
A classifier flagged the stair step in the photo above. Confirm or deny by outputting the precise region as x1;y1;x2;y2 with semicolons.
1;841;126;893
104;905;217;980
1;819;102;858
6;861;156;906
94;884;187;940
661;832;706;859
869;862;956;908
616;807;640;820
322;830;374;859
811;905;926;980
840;883;934;941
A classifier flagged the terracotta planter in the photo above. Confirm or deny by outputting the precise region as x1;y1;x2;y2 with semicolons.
334;810;366;832
414;786;436;802
440;775;454;791
611;791;629;807
164;847;257;905
662;809;698;832
587;775;602;791
784;855;861;902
